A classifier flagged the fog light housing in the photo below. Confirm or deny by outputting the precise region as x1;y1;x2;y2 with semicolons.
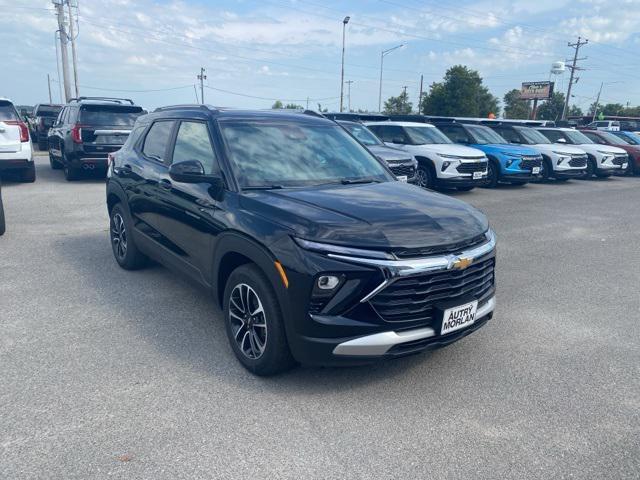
505;159;514;168
441;161;451;172
317;275;341;290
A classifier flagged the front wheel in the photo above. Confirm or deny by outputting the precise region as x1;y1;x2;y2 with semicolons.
484;161;499;188
540;158;552;181
586;157;596;178
0;184;5;236
223;264;295;376
414;164;434;189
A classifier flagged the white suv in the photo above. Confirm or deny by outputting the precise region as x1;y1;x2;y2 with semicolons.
365;121;488;191
489;124;588;180
0;98;35;182
537;127;627;178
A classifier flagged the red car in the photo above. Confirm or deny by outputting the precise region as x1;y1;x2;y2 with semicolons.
579;129;639;175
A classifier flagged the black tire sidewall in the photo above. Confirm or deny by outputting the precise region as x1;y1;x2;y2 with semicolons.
109;204;146;270
415;164;433;189
0;184;5;236
486;160;499;188
223;264;294;376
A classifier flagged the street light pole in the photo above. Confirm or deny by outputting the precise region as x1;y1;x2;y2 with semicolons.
339;16;350;113
378;44;405;112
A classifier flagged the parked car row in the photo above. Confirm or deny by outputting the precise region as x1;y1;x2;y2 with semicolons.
0;98;35;182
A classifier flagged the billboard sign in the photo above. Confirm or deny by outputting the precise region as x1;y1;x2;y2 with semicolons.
520;81;554;100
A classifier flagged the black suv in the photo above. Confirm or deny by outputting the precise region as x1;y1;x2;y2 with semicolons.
31;104;63;150
106;106;497;375
48;97;144;180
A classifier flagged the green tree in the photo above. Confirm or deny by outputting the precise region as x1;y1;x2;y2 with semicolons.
568;105;583;117
503;89;531;119
601;103;625;116
271;100;284;109
284;103;303;109
536;92;566;121
420;65;499;117
383;90;413;115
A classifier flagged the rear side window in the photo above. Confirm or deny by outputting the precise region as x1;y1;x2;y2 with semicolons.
143;121;174;161
171;121;218;174
368;125;408;144
79;105;144;126
539;130;565;143
0;102;19;121
494;127;520;143
582;132;606;144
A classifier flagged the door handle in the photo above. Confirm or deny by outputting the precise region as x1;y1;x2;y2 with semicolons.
159;179;172;190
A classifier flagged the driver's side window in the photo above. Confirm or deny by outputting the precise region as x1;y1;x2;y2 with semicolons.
171;121;219;174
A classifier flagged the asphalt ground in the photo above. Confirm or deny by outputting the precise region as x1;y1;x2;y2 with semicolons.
1;153;639;479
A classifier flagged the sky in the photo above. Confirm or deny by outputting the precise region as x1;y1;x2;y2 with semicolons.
2;0;640;114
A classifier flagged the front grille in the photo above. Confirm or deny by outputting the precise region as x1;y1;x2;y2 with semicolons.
456;162;487;174
613;154;628;166
369;257;495;323
568;155;587;167
519;156;543;170
389;164;416;178
393;234;487;259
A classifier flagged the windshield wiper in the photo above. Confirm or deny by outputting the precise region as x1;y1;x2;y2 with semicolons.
341;177;381;185
242;185;284;190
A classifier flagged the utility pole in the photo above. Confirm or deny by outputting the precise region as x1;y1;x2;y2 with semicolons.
418;74;423;114
339;16;350;113
67;0;79;98
592;82;603;122
345;80;354;112
53;0;72;102
306;97;309;109
562;36;588;120
47;74;53;103
197;68;206;104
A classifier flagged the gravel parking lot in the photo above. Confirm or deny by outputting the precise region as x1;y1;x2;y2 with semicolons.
1;153;639;479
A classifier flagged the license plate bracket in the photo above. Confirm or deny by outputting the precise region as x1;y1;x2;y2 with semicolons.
438;300;478;336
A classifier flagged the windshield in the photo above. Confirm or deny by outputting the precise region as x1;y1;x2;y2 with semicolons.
220;122;392;188
517;127;551;145
596;131;630;145
564;130;594;144
341;123;382;146
614;132;640;145
404;126;452;145
35;105;62;117
0;102;19;121
466;125;507;144
79;106;144;126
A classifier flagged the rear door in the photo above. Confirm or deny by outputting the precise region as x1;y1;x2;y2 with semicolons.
0;101;21;153
78;105;144;156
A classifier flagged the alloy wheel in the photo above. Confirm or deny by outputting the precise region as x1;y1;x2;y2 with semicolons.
111;213;128;260
415;167;430;188
229;283;267;359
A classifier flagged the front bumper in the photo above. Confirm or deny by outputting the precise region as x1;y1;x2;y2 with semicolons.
553;169;586;178
284;231;497;366
436;176;487;188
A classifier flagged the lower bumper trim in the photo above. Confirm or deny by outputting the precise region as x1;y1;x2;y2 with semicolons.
333;296;496;356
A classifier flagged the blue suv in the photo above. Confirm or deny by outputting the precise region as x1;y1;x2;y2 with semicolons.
434;122;543;187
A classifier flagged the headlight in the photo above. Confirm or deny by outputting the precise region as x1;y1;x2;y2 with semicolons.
294;237;395;260
505;153;522;158
437;153;463;159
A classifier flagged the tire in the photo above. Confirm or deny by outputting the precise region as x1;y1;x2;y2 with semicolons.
0;184;5;236
109;203;147;270
414;162;434;189
223;264;296;376
585;156;596;178
456;186;474;192
627;158;637;176
484;160;499;188
540;157;552;181
49;153;62;170
63;162;80;181
20;162;36;183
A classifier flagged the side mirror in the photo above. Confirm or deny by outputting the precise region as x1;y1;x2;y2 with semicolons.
391;136;405;144
169;160;221;187
556;138;567;144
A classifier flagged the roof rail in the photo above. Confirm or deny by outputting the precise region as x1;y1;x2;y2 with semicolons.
68;96;135;105
153;104;213;113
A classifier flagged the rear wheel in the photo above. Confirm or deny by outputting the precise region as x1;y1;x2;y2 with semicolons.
20;162;36;183
414;163;434;189
223;264;296;376
109;203;147;270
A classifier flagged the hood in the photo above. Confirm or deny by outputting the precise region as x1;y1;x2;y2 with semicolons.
531;144;587;155
575;143;628;155
241;182;488;250
474;144;540;156
367;144;413;162
392;142;486;158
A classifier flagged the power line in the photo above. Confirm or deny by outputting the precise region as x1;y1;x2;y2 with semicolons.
204;85;338;103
